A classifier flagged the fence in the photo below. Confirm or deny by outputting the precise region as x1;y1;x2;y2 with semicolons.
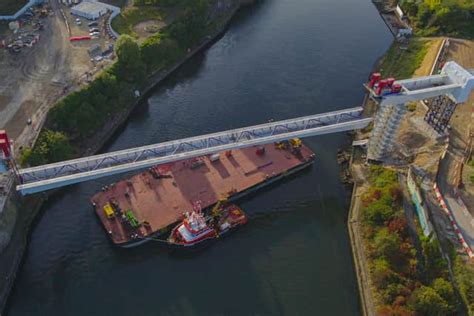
433;182;474;258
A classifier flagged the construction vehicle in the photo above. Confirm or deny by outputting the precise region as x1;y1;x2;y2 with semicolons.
211;198;228;217
103;203;115;219
289;138;302;148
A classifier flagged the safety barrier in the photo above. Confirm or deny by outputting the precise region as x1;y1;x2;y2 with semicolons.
433;182;474;258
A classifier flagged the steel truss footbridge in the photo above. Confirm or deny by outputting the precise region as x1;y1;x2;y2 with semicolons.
16;107;371;194
13;61;474;195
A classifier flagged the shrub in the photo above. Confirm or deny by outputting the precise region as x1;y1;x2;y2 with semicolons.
432;278;457;313
408;286;449;315
373;228;402;262
28;130;73;166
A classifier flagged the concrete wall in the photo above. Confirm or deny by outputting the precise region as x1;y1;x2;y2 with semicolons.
407;168;433;236
0;0;43;21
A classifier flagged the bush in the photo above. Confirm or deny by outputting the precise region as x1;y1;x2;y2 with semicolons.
141;34;181;72
432;278;457;313
400;0;474;37
453;254;474;313
363;200;396;226
373;228;402;261
114;35;146;83
421;237;448;280
28;130;73;166
372;258;400;289
408;286;449;315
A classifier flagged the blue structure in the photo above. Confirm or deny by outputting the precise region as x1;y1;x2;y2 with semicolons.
0;0;44;21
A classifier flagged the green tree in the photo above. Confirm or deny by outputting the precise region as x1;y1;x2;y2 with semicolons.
29;130;73;165
116;35;141;64
422;237;448;280
432;278;458;313
373;228;401;261
416;3;433;27
409;286;449;315
114;35;146;82
363;200;396;226
168;0;210;47
372;258;399;289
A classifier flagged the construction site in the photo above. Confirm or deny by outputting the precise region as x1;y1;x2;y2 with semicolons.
0;0;119;144
0;0;473;314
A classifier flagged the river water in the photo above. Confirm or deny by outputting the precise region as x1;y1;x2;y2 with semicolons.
7;0;391;315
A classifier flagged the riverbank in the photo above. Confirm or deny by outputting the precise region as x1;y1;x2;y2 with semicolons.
346;24;447;314
0;0;255;311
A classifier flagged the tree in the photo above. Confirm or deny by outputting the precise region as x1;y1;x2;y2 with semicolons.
378;304;413;316
372;258;398;288
416;3;433;28
114;35;146;82
141;35;162;67
168;0;210;47
432;278;457;313
115;35;141;65
422;237;448;280
409;286;449;315
388;215;409;238
29;130;73;165
364;200;396;226
373;228;401;261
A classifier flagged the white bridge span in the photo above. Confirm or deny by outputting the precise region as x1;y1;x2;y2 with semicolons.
15;62;474;195
16;107;371;194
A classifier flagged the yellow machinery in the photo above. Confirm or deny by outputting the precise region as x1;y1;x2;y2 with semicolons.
211;198;228;217
103;203;115;219
289;138;302;148
275;141;286;150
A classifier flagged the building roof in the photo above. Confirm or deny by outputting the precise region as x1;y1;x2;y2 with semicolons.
71;1;107;14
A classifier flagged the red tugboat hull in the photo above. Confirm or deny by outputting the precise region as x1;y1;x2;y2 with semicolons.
168;204;247;248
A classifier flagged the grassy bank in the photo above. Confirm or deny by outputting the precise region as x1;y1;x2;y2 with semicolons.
0;0;28;15
111;0;186;38
360;166;465;314
112;6;164;38
377;39;429;78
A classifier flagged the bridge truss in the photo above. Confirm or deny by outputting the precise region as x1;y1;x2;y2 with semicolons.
16;107;371;194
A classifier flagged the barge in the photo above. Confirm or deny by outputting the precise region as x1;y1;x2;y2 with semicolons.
91;140;315;247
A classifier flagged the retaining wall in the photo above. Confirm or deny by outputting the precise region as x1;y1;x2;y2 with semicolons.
407;168;433;236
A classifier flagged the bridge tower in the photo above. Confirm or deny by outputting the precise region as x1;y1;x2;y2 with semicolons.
365;61;474;161
367;103;406;161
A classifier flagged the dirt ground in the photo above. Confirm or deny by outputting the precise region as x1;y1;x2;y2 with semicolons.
133;20;166;40
0;1;116;150
394;38;446;178
446;39;474;212
413;38;443;77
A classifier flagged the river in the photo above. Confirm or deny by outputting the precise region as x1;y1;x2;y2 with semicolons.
6;0;391;314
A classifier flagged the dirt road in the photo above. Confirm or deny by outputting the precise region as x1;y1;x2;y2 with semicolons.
437;39;474;252
0;0;91;147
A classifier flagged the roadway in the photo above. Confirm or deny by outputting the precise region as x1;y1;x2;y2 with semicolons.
437;39;474;252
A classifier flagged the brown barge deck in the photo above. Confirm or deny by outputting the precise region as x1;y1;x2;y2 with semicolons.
91;142;315;246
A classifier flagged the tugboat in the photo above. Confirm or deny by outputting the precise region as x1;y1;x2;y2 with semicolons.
168;202;247;248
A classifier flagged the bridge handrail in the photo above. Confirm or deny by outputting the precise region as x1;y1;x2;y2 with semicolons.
19;106;364;175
